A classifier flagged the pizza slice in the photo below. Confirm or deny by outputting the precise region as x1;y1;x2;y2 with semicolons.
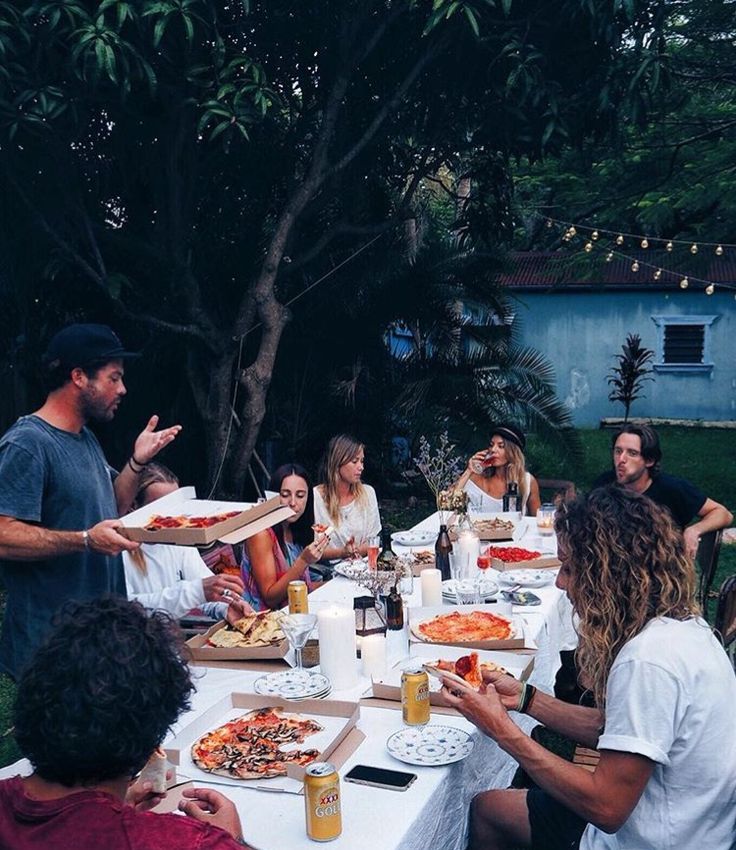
312;523;336;539
424;652;509;690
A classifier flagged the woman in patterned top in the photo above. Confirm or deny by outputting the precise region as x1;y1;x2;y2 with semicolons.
241;464;325;611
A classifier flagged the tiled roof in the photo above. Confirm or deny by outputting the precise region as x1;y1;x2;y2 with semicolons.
497;251;736;290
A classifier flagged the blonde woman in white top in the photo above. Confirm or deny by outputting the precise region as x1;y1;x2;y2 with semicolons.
313;434;381;561
452;423;541;515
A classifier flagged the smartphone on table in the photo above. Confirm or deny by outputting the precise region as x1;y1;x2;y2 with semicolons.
344;764;417;791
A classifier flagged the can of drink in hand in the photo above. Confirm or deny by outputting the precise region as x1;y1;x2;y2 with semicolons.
288;580;309;614
401;667;430;726
304;762;342;841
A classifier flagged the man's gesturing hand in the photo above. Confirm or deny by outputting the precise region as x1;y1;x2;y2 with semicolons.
132;415;182;465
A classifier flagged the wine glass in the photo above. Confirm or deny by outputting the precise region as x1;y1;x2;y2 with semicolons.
366;536;381;570
280;613;318;674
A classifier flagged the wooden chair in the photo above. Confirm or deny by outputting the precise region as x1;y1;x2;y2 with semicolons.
714;574;736;669
696;529;723;619
537;478;576;505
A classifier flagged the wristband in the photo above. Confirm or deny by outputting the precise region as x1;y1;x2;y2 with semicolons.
128;456;145;474
517;683;537;714
82;529;90;550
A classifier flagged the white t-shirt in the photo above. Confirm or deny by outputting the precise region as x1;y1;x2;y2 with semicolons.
463;471;532;513
123;543;227;620
581;616;736;850
313;484;381;553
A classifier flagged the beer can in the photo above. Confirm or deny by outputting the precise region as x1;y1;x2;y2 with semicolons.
288;580;309;614
401;667;430;726
304;762;341;841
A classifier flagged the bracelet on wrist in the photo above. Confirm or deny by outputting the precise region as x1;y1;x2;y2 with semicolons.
82;529;90;550
517;683;537;714
127;456;145;474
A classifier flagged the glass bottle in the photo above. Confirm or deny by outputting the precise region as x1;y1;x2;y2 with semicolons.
435;524;452;582
385;584;404;631
376;529;397;571
502;481;521;513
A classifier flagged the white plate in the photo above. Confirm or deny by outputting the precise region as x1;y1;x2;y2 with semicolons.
442;578;499;601
498;570;555;588
386;725;474;766
333;558;369;579
254;671;331;700
392;530;437;547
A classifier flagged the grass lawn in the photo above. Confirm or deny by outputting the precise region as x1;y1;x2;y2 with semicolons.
0;426;733;770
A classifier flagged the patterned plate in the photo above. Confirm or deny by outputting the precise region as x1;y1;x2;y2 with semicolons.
442;578;499;601
253;670;331;700
386;725;474;766
497;569;555;588
391;530;437;547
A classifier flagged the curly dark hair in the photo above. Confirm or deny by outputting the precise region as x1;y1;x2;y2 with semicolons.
554;487;698;707
13;597;194;786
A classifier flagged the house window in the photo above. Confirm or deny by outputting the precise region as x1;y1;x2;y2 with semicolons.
651;315;718;373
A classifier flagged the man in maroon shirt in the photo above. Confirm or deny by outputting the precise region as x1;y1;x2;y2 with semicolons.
0;597;249;849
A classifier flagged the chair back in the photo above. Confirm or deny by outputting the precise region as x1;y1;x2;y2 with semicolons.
696;529;723;618
537;478;576;505
714;574;736;650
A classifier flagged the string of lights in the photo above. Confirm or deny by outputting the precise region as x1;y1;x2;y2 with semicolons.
539;214;736;295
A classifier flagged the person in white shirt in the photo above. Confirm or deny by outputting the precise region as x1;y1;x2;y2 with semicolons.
123;464;251;623
443;487;736;850
314;434;381;561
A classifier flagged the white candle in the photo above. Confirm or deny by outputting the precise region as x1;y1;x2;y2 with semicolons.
317;606;358;690
360;634;387;679
455;532;480;568
420;568;442;607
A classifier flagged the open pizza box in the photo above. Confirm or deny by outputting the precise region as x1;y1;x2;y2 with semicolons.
164;693;362;794
491;555;560;571
408;604;535;651
371;644;535;709
119;486;293;545
186;620;290;661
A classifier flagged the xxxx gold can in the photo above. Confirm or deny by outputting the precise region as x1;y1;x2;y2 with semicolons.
304;762;341;841
288;580;309;614
401;667;430;726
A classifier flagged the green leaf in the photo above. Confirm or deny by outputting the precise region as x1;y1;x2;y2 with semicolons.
463;6;479;37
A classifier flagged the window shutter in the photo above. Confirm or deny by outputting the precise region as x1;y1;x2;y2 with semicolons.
663;324;705;364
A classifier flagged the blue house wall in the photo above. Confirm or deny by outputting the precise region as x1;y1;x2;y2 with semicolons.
512;289;736;426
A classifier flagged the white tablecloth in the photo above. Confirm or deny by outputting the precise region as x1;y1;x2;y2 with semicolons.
0;514;575;850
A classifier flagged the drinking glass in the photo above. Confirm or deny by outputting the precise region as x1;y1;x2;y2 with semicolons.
280;613;318;673
536;503;555;536
449;551;472;582
366;536;381;570
454;579;480;606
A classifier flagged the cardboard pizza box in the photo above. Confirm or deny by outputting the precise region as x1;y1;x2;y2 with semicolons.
408;604;533;651
186;619;290;662
164;693;361;791
371;644;535;709
119;486;293;546
491;555;560;571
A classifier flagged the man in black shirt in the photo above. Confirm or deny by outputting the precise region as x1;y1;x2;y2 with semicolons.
592;424;732;558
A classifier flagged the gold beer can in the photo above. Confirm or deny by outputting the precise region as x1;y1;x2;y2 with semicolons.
288;580;309;614
401;667;430;726
304;762;341;841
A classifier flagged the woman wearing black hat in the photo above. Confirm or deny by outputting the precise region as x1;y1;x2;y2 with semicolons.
452;424;541;515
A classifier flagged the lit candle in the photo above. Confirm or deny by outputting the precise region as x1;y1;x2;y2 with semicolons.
420;568;442;607
361;634;387;679
317;606;358;690
455;531;480;567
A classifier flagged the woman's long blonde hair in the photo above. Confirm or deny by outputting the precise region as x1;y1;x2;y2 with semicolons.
318;434;368;524
555;488;698;707
483;438;529;505
128;463;180;576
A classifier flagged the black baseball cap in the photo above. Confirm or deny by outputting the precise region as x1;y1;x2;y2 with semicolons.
42;323;140;371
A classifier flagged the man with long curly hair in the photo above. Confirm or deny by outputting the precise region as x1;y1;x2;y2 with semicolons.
443;487;736;850
0;597;248;849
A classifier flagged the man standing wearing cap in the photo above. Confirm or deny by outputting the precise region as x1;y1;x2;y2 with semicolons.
0;323;182;679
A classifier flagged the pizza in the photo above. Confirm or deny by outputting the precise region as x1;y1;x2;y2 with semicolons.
191;707;323;779
145;510;241;531
414;610;514;643
485;546;542;563
424;652;508;690
312;523;335;537
208;611;285;648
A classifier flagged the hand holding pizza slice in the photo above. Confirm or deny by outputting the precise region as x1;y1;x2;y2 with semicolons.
424;653;509;691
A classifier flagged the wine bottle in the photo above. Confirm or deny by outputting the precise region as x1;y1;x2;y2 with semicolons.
502;481;521;513
435;524;452;582
386;584;404;630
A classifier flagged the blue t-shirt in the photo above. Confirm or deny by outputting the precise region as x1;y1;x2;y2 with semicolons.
0;416;126;678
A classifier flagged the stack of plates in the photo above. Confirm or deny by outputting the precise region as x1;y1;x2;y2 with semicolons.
253;670;332;701
498;570;554;588
441;578;499;603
